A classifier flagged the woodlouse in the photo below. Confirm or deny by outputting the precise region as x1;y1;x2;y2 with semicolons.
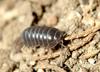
22;26;64;48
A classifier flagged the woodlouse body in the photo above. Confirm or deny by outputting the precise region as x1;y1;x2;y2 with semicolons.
22;26;63;48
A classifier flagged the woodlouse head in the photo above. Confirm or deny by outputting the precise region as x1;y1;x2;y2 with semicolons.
47;30;64;48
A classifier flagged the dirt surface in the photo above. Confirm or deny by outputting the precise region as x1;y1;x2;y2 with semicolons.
0;0;100;72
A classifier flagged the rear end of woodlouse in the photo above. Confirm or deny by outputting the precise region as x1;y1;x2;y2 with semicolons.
22;26;64;48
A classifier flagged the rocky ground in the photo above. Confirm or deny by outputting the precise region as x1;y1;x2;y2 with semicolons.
0;0;100;72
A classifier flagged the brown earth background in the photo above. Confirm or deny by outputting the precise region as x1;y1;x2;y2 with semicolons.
0;0;100;72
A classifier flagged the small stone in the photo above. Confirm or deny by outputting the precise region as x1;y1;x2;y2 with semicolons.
37;68;44;72
29;61;36;66
10;52;23;62
88;58;96;65
46;15;58;27
65;58;77;68
72;51;79;59
13;69;20;72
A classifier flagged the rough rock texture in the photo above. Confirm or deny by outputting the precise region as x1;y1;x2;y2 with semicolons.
0;0;100;72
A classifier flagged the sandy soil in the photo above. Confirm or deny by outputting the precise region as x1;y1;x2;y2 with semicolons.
0;0;100;72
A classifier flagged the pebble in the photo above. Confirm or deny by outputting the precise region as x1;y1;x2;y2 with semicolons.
88;58;96;65
29;61;36;66
13;69;20;72
10;52;23;62
37;68;44;72
72;51;79;59
46;15;58;27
